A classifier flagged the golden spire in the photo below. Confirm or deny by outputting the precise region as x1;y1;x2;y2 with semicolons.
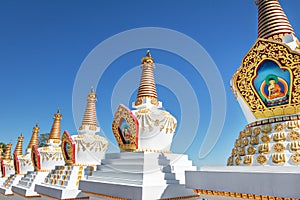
26;123;40;153
255;0;295;40
3;143;12;160
14;134;24;156
135;50;158;106
48;108;62;141
79;87;98;130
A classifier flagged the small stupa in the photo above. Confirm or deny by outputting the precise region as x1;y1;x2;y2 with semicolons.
0;143;13;179
0;135;24;195
186;1;300;199
12;109;65;197
79;51;196;200
35;88;109;199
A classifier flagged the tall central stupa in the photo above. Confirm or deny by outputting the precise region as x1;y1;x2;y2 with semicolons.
186;1;300;199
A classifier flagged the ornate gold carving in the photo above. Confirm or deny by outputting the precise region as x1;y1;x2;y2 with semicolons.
232;39;300;119
239;131;246;139
288;131;300;141
239;147;245;156
250;135;259;145
261;133;271;143
272;143;285;153
290;153;300;164
243;155;253;166
261;124;272;134
259;143;270;154
272;132;286;142
247;146;256;155
290;141;300;152
235;139;241;148
257;154;268;165
230;86;238;99
231;148;238;157
242;137;249;147
286;121;300;130
112;105;139;151
272;153;286;164
245;128;252;137
253;127;261;136
227;156;233;166
235;156;242;165
274;123;284;132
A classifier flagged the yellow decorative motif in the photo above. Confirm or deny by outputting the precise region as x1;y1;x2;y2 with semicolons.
250;136;259;145
272;143;285;153
290;153;300;164
247;146;256;155
274;123;284;132
289;141;300;152
239;131;246;139
232;39;300;119
287;131;300;141
253;127;261;136
272;132;286;142
245;128;252;137
286;121;300;130
272;153;286;164
231;148;238;157
235;156;242;165
261;133;271;143
261;124;272;134
257;154;268;165
238;147;245;156
235;139;241;148
258;144;270;154
227;156;233;166
243;155;253;166
242;137;249;147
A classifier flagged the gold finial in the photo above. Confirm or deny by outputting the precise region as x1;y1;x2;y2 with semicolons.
3;143;12;160
135;50;158;106
48;109;63;141
26;123;40;153
79;87;98;130
256;0;296;40
14;134;24;156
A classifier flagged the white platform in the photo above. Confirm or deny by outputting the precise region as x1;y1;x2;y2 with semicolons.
35;165;92;199
185;166;300;198
0;175;23;196
11;171;48;197
79;152;197;200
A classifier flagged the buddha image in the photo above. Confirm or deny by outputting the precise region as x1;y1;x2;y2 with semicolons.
267;77;284;100
118;118;132;144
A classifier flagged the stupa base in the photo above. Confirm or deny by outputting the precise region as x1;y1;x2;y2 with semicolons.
11;171;48;197
79;152;197;200
0;174;23;195
186;166;300;199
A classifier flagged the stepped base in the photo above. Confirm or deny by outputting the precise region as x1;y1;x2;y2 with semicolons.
0;174;22;195
35;165;93;199
186;166;300;199
11;171;48;197
79;152;197;200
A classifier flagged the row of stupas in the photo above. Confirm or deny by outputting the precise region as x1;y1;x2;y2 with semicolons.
0;51;196;200
186;0;300;199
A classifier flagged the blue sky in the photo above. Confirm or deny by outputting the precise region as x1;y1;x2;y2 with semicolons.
0;0;299;167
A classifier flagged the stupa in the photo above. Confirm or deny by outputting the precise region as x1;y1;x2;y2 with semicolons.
0;134;24;195
12;109;65;197
79;51;197;200
35;88;109;199
0;143;14;180
186;0;300;199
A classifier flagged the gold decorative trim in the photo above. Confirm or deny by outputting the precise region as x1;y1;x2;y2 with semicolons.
193;189;298;200
257;154;268;165
290;153;300;164
287;131;300;141
232;39;300;119
272;153;286;164
261;133;271;143
247;146;256;155
272;143;285;153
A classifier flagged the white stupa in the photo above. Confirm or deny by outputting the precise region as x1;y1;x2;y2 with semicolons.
12;109;65;197
35;88;109;199
79;51;197;200
186;1;300;199
0;125;40;196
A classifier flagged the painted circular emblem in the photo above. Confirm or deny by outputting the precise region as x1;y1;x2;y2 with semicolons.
274;123;285;132
261;133;271;143
288;131;300;141
272;143;285;153
291;153;300;164
247;146;256;155
257;154;268;165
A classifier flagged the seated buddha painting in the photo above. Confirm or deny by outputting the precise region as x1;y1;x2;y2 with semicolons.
253;60;290;107
118;118;132;144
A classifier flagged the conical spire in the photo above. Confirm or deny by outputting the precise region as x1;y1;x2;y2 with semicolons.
14;134;24;156
3;143;12;160
79;87;98;131
134;50;158;106
48;108;62;142
26;123;40;153
255;0;295;40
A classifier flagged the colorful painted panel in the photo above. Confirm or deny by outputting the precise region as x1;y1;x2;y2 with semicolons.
62;130;76;165
112;104;139;151
31;145;40;171
253;60;290;107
